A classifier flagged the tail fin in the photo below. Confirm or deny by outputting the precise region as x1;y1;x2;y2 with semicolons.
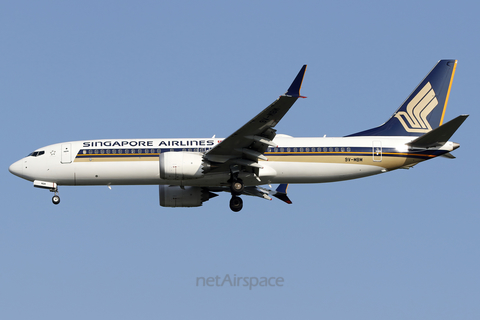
348;60;457;137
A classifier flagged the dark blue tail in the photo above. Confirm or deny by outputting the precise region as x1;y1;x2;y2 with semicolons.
348;60;457;137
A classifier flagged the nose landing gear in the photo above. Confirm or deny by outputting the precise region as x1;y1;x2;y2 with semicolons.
50;187;60;205
33;181;60;204
52;194;60;205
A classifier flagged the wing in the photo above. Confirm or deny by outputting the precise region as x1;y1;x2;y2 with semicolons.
204;65;307;168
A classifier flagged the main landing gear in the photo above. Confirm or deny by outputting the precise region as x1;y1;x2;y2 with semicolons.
229;178;244;212
229;195;243;212
231;179;244;195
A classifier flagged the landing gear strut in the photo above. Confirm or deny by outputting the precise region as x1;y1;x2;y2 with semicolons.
229;165;245;212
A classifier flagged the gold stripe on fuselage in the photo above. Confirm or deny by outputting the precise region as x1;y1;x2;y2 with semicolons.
75;153;160;162
75;151;433;170
265;151;432;170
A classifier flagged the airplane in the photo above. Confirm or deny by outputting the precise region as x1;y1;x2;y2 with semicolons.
9;60;468;212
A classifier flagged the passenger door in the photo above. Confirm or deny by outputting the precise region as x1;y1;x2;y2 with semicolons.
61;143;72;164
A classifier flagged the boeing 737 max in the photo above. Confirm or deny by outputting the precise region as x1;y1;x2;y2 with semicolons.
9;60;468;211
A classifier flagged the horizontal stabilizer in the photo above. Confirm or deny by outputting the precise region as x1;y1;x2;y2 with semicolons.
407;115;468;148
240;184;292;204
273;184;292;204
440;152;456;159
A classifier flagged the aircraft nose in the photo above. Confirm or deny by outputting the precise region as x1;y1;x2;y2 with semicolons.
9;159;23;177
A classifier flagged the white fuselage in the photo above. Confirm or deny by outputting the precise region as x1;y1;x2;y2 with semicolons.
9;134;456;188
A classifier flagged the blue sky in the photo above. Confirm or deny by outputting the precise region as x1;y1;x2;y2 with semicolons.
1;1;479;319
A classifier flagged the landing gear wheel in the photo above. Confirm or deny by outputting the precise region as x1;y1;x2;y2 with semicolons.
230;179;244;195
52;195;60;205
229;196;243;212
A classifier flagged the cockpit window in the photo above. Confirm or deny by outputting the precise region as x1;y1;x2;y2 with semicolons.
28;150;45;157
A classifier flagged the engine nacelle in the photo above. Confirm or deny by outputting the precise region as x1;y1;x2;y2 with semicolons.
159;152;209;180
159;185;218;207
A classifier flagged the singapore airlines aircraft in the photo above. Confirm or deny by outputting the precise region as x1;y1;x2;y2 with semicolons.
9;60;468;212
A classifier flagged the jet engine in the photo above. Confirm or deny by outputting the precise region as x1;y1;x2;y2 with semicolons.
159;185;218;207
159;152;210;180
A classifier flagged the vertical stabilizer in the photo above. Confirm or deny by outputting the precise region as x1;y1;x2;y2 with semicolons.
348;60;457;137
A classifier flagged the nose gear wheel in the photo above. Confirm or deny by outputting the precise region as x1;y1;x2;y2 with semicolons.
50;187;60;205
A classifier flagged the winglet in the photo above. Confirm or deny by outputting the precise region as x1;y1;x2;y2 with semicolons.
285;65;307;98
273;184;292;204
